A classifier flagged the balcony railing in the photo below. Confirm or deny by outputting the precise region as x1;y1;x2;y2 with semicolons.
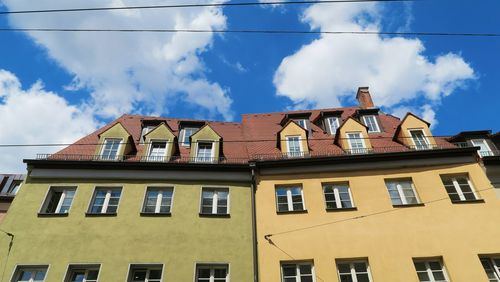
34;143;473;164
35;154;248;164
451;142;499;157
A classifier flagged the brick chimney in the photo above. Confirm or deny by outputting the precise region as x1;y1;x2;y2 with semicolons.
356;86;375;109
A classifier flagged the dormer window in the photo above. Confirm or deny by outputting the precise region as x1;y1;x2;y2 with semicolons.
346;132;367;154
196;142;214;163
180;127;199;147
140;125;157;143
409;129;430;150
361;115;380;133
147;140;168;161
471;139;493;157
326;117;340;135
286;136;303;157
294;119;308;130
100;138;122;160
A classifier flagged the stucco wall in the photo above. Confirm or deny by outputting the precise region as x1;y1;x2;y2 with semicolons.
0;179;254;282
255;162;499;282
279;122;309;154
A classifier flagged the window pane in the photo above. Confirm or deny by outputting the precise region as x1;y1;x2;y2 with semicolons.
149;269;162;279
337;263;351;274
45;191;62;213
299;264;312;274
213;268;227;278
356;273;370;282
132;270;147;280
354;262;367;272
282;265;297;276
197;268;211;278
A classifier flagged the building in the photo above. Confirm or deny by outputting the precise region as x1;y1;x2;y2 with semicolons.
0;174;23;223
0;117;255;282
449;130;500;192
246;88;500;282
1;87;499;282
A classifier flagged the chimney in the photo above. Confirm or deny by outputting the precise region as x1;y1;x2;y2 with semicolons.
356;86;375;109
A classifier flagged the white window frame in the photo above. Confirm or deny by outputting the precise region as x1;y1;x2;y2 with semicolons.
322;183;354;209
195;141;215;163
336;260;373;282
441;175;479;202
413;259;450;282
64;264;101;282
384;179;420;206
409;129;430;150
12;265;49;282
480;257;500;281
326;117;340;135
286;136;303;157
294;119;308;130
275;186;305;212
40;186;77;214
127;264;164;282
180;127;199;147
100;138;122;160
142;187;174;214
194;263;229;282
200;188;230;215
140;125;157;143
147;139;169;161
346;132;367;154
362;115;380;133
471;139;494;157
88;187;122;214
280;262;316;282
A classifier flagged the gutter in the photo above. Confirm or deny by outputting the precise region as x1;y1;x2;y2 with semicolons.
250;162;259;282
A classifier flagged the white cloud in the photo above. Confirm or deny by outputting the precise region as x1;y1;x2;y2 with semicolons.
2;0;234;120
272;3;475;122
0;69;99;173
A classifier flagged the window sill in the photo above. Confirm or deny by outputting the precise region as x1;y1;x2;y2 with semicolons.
392;203;425;208
37;212;69;217
325;207;358;212
277;209;308;214
140;212;171;217
85;212;118;217
451;199;485;204
199;213;230;218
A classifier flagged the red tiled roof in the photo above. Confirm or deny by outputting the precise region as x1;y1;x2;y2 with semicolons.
53;106;456;162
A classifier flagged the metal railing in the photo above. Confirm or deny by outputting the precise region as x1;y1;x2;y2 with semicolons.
450;142;499;157
35;154;248;164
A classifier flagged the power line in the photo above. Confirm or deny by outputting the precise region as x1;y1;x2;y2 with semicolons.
264;185;495;239
0;0;415;16
1;28;498;37
0;135;459;147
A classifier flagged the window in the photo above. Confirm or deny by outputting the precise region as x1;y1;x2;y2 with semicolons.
128;265;163;282
286;136;303;157
100;138;121;160
362;115;380;133
294;119;308;130
140;125;157;143
346;132;367;154
147;140;168;161
413;259;449;282
276;186;305;212
471;139;494;157
480;257;500;281
88;187;122;214
323;183;354;209
41;187;76;214
410;130;430;150
337;260;372;282
281;262;314;282
7;180;22;195
65;265;100;282
196;142;214;163
142;187;173;214
385;179;420;205
326;117;340;134
441;175;479;202
200;188;229;215
180;127;199;146
13;266;48;282
195;264;228;282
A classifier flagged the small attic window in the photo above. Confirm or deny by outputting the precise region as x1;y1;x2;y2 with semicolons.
325;117;340;135
294;119;308;130
180;127;199;147
140;125;157;143
361;115;381;133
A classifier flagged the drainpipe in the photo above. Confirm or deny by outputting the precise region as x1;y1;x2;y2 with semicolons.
250;162;259;282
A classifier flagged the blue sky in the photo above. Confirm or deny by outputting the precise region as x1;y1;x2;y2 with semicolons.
0;0;499;171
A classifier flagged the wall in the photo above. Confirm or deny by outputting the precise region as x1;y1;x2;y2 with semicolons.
0;178;254;282
255;162;500;282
